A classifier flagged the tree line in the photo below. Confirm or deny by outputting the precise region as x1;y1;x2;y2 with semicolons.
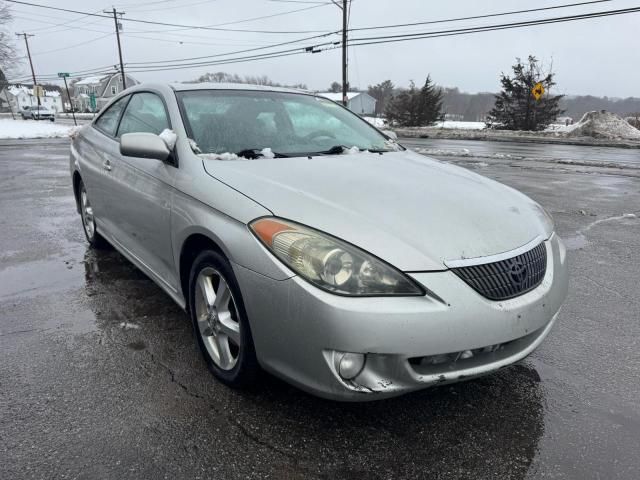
363;56;639;131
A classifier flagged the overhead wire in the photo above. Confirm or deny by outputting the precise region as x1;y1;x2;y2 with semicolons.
7;1;640;82
4;0;335;34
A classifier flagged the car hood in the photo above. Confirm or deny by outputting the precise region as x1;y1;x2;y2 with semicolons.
202;150;552;271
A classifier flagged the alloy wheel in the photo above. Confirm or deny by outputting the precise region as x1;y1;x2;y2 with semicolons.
80;186;95;240
194;267;241;371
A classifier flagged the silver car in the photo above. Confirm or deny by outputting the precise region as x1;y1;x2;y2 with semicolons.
69;83;568;401
21;105;56;121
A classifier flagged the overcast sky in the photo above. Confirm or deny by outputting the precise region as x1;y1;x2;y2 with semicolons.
6;0;639;97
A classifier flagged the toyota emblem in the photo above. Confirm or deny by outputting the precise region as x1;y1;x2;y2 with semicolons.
508;259;528;287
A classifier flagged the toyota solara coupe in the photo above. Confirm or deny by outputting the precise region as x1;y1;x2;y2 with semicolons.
69;83;568;401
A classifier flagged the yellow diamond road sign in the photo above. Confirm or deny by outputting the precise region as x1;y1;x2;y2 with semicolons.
532;82;545;101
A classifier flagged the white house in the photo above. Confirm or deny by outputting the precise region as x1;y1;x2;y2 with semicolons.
72;73;139;112
2;84;63;113
318;92;377;116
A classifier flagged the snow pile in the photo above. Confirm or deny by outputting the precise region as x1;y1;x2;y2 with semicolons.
415;147;473;157
432;121;487;130
260;147;275;159
364;116;388;128
200;152;241;161
566;111;640;140
159;129;177;150
0;119;74;139
343;146;360;154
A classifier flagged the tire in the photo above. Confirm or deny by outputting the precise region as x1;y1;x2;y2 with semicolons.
189;250;259;388
78;179;109;249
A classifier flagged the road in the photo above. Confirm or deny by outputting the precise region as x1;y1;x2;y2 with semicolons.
401;137;640;167
1;138;639;479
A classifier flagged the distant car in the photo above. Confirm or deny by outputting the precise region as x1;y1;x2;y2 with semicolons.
21;105;55;121
69;83;569;401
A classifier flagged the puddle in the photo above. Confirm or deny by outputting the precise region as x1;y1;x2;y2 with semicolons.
0;250;85;300
563;233;589;251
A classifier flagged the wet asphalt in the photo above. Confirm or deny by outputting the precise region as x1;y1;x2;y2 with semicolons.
1;138;639;479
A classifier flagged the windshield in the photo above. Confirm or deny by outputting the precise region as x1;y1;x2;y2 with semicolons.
176;90;397;156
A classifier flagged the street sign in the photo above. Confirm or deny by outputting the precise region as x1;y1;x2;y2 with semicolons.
532;82;545;101
89;93;97;111
57;72;70;78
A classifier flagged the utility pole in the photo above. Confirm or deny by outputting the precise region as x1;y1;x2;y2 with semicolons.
341;0;348;106
15;33;40;107
104;8;127;90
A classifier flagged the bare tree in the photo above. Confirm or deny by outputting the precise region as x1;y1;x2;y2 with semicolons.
0;1;17;80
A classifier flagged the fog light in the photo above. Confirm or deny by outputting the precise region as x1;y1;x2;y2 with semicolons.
338;352;365;380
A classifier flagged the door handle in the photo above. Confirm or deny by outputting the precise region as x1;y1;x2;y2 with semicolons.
103;160;112;171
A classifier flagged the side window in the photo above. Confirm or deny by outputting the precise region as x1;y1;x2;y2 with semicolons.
117;92;169;138
94;95;129;136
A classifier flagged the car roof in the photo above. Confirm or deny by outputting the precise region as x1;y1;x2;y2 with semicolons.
167;82;313;95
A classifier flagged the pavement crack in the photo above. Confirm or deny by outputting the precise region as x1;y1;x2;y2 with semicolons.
145;349;307;468
0;328;45;336
148;350;205;401
580;275;628;300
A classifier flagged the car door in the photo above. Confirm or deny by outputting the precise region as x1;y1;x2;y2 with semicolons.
109;91;179;292
80;95;130;239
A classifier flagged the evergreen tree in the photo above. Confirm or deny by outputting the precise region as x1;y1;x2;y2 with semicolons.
367;80;395;116
488;56;564;131
385;76;443;127
418;75;443;125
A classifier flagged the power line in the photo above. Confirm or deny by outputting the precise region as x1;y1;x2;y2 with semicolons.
31;33;114;57
9;3;639;82
125;31;338;65
4;0;334;34
348;5;640;45
349;0;617;32
124;5;640;72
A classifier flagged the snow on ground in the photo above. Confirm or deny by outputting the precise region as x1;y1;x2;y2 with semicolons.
0;119;75;139
363;116;387;128
432;121;487;130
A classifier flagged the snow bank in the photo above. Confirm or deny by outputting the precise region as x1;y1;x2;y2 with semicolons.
0;119;74;139
566;111;640;140
432;121;487;130
364;116;388;128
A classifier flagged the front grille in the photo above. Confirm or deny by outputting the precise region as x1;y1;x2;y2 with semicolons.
452;242;547;300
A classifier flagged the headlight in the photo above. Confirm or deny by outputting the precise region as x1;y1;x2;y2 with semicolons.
250;218;424;296
533;203;555;236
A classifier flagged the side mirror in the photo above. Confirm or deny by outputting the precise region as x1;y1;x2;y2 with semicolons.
382;129;398;140
120;132;170;161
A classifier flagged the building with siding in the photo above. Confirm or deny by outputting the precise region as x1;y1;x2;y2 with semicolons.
1;84;63;113
318;92;378;116
71;73;139;112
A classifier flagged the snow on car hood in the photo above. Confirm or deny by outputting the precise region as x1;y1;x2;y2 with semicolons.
202;150;552;271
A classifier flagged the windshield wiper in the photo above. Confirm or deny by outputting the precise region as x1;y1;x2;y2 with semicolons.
235;148;288;159
315;145;349;155
313;145;391;155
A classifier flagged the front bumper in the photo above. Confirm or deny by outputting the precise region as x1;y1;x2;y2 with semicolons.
235;234;568;401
